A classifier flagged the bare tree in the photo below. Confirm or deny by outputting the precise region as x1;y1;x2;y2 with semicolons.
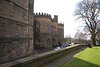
96;32;100;44
74;31;87;44
65;35;71;43
75;0;100;46
75;31;87;40
96;22;100;44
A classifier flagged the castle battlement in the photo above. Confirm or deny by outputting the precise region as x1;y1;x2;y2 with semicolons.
34;12;51;19
58;23;64;26
51;15;58;22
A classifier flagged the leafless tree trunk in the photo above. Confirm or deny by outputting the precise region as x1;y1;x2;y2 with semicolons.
96;31;100;44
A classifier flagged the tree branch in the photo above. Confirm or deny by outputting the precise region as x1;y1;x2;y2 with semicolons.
95;29;100;35
85;19;92;34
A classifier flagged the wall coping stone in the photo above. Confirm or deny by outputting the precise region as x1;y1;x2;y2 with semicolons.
0;45;82;67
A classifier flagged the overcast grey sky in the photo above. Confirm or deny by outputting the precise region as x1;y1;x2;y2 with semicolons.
34;0;82;38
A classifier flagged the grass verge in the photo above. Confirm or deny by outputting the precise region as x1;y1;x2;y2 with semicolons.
64;46;100;67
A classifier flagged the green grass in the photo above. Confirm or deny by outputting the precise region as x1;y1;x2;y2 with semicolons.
64;46;100;67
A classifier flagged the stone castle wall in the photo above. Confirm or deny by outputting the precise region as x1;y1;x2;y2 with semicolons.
35;17;51;33
0;0;34;63
58;23;64;42
34;13;52;48
34;13;64;48
0;45;86;67
0;0;64;64
51;15;59;47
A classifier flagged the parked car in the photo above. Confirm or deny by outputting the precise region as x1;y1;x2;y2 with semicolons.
54;47;61;50
96;44;100;46
66;43;71;46
71;43;74;45
62;44;68;47
68;44;71;46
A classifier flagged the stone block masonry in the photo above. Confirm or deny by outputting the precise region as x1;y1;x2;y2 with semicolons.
0;45;87;67
34;13;64;48
34;13;52;48
0;0;34;63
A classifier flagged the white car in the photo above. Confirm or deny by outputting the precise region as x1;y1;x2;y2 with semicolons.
54;47;61;50
71;43;74;45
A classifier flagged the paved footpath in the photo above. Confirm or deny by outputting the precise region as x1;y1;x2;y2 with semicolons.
41;47;86;67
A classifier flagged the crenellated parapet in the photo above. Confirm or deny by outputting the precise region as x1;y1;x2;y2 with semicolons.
52;15;58;22
34;12;52;19
58;23;64;26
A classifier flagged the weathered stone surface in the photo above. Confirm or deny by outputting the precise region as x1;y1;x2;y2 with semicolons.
0;0;34;63
51;16;59;46
0;39;33;63
0;17;29;37
34;13;52;48
0;45;87;67
0;0;34;25
58;23;64;42
34;13;64;48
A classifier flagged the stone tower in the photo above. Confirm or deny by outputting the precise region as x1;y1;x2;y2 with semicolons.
52;15;58;22
34;13;52;48
51;15;58;47
58;23;64;42
0;0;34;63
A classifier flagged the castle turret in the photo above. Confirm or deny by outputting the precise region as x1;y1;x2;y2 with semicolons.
34;12;52;48
58;23;64;42
51;15;58;47
52;15;58;22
